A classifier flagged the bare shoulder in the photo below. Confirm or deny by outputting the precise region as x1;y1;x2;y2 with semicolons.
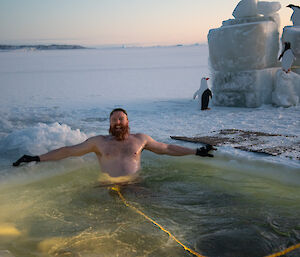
132;133;152;142
83;135;107;154
86;135;106;144
87;134;103;140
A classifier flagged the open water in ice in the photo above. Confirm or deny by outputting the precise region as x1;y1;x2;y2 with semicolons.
0;46;299;257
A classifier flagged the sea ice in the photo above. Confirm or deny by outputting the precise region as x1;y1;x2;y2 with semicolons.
2;122;87;155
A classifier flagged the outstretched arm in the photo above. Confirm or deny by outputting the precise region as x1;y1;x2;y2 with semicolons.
143;135;215;157
13;136;100;166
40;137;98;161
145;137;196;156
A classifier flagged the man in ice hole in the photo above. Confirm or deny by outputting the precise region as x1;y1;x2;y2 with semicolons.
13;108;216;182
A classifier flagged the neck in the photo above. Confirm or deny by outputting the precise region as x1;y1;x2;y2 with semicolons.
113;132;130;141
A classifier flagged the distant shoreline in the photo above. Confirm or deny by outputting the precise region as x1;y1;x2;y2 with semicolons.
0;43;208;51
0;44;87;51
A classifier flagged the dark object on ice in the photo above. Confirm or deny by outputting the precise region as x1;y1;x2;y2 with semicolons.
171;129;300;160
201;88;212;110
195;144;217;157
13;155;40;166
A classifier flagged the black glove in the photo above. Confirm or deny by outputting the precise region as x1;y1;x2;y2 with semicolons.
195;144;216;157
13;155;40;167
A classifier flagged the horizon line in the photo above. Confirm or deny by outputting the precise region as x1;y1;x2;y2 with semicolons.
0;42;208;49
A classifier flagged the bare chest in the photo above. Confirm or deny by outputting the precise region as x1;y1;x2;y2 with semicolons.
99;137;144;159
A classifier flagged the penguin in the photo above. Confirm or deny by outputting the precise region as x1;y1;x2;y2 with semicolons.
193;77;212;110
278;42;295;73
287;4;300;26
201;87;212;110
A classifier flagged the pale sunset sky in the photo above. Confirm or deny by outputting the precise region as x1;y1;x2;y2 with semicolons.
0;0;298;46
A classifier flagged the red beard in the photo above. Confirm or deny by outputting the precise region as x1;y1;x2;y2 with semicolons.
109;124;130;141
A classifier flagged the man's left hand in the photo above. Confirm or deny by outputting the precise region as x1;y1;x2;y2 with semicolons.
195;144;217;157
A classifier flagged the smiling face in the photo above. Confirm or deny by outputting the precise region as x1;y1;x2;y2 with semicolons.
109;111;130;141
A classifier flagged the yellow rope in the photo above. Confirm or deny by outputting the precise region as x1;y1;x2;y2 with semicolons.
111;185;300;257
265;242;300;257
110;185;205;257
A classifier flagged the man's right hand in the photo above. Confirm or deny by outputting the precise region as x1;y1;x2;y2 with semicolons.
13;155;40;167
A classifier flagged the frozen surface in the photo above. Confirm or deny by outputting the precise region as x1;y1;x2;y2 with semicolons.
2;122;88;156
0;46;208;108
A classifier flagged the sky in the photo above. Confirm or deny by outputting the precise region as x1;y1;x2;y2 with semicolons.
0;0;298;46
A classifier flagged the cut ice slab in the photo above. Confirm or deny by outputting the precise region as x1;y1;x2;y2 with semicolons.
232;0;258;18
257;1;281;16
222;14;280;28
212;68;277;107
208;20;279;72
